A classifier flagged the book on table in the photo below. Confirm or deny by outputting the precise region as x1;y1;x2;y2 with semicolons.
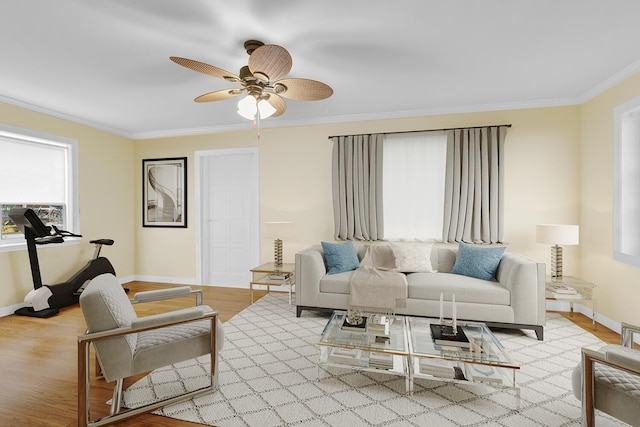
430;323;470;348
548;284;577;294
551;292;584;300
265;278;291;285
341;316;368;332
328;348;362;366
419;358;456;378
269;272;291;280
367;314;390;335
368;351;393;369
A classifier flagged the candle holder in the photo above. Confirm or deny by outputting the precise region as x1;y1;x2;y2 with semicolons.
438;292;458;333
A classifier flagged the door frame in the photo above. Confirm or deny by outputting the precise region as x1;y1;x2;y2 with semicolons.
194;147;260;286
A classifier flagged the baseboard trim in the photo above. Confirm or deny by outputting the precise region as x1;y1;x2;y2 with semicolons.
0;302;26;317
546;300;640;344
130;275;196;285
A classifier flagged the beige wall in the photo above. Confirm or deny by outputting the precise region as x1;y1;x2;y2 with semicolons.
580;72;640;326
134;106;582;282
8;78;637;327
0;103;136;309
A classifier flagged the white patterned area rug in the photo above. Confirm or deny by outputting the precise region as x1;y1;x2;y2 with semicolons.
122;293;628;426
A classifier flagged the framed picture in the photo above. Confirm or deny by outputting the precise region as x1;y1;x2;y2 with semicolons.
143;157;187;228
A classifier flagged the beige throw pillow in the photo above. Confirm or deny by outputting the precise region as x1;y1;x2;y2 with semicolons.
390;243;434;273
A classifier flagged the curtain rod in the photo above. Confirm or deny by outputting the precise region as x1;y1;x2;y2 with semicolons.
327;124;512;140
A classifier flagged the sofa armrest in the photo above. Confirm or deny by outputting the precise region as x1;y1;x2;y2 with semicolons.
496;251;546;327
295;245;327;308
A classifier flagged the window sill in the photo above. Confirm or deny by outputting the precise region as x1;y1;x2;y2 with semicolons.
0;237;82;253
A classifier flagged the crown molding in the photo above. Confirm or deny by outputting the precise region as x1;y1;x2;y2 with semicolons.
0;94;135;138
579;58;640;103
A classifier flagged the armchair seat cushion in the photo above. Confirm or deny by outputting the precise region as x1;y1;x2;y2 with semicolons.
572;344;640;426
134;320;212;374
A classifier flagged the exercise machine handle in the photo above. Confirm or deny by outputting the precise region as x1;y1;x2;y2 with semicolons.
51;225;83;239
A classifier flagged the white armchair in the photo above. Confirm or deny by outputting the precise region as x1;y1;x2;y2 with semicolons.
572;322;640;426
77;273;224;427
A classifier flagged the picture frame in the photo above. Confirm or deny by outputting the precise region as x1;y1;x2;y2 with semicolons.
142;157;187;228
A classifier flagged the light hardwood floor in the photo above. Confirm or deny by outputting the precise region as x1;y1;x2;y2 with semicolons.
0;282;624;427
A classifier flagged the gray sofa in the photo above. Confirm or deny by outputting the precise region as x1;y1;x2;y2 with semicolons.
295;243;546;340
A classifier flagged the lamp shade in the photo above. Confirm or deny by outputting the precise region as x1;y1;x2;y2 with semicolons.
264;221;294;239
237;95;257;120
257;99;276;119
536;224;579;245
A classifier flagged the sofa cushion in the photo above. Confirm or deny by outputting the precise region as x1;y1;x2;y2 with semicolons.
406;272;510;306
321;241;360;274
390;243;435;273
450;242;506;281
319;270;354;294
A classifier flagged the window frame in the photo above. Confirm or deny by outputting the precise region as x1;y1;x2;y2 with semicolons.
0;124;80;252
613;97;640;266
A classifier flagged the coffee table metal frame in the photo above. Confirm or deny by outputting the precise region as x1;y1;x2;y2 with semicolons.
317;310;520;394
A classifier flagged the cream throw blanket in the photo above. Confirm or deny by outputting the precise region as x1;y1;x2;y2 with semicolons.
349;245;408;311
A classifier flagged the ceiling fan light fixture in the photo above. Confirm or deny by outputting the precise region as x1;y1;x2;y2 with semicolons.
257;99;276;119
237;95;257;120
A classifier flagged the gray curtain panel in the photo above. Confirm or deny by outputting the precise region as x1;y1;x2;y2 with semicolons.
330;134;384;240
443;126;508;244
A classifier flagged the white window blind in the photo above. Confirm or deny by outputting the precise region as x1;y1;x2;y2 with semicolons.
383;131;447;241
0;136;68;204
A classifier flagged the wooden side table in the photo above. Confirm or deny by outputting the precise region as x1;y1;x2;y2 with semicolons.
545;275;597;329
250;262;296;304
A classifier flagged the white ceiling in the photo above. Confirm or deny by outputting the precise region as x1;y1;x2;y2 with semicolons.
3;0;640;139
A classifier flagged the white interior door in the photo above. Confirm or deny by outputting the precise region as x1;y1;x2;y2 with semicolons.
196;148;259;287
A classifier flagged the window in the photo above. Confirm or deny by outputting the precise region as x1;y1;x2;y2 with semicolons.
383;131;447;240
614;97;640;266
0;124;78;249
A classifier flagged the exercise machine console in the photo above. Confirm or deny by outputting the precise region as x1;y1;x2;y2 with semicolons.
9;208;116;318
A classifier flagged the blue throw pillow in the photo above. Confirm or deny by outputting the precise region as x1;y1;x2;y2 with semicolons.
321;241;360;274
450;242;506;281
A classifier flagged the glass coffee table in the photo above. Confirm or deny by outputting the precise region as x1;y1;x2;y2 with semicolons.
317;311;410;390
407;317;520;391
317;311;519;394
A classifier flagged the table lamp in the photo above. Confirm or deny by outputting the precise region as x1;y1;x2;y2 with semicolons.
536;224;579;278
264;221;294;273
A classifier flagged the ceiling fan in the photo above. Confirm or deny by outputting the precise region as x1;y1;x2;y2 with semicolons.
170;40;333;121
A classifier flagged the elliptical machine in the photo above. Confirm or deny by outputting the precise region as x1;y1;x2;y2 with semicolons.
9;208;116;318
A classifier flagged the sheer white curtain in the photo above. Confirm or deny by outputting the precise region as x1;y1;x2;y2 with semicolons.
383;132;447;241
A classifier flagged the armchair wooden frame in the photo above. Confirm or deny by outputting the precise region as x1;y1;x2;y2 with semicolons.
580;322;640;427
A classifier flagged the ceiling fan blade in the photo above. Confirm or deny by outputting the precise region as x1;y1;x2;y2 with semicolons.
170;56;240;82
194;89;243;103
267;94;286;117
248;45;292;83
272;78;333;101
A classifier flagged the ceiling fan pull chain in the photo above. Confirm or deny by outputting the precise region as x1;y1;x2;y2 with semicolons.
255;115;260;140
